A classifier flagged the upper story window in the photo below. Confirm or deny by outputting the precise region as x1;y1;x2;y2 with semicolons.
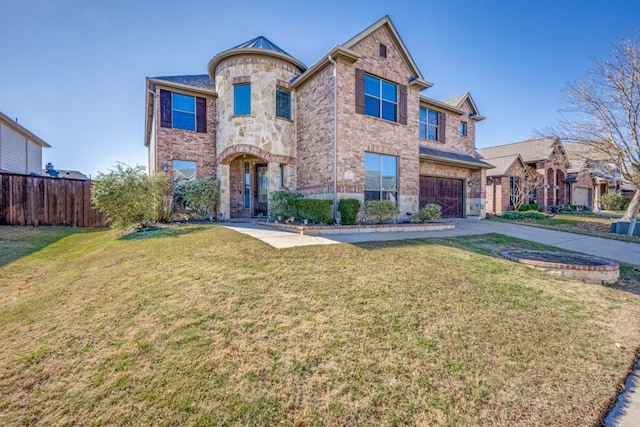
234;83;251;115
419;107;442;142
276;87;292;120
460;121;468;137
159;89;207;133
364;74;397;122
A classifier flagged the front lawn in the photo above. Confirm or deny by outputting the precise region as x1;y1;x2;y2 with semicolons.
490;212;640;242
1;225;639;425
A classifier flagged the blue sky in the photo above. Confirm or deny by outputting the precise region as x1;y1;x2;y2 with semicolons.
1;0;639;177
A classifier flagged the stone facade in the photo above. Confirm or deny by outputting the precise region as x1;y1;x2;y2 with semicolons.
145;17;488;219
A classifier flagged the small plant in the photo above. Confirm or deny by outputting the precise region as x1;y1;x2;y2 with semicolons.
91;163;171;231
180;179;220;220
268;190;301;222
338;198;361;225
415;204;442;222
517;203;540;212
363;200;397;223
600;193;630;211
295;199;333;224
501;210;550;220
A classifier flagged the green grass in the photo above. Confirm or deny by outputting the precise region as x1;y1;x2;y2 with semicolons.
1;225;639;426
490;212;640;242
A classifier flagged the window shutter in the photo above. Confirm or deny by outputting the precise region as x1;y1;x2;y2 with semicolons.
439;111;446;143
355;69;365;114
160;89;172;128
399;84;407;125
196;97;207;133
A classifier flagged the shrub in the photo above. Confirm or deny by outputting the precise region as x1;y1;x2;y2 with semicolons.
268;190;301;222
180;179;220;220
415;204;442;222
501;210;550;220
296;199;333;224
363;200;397;223
338;198;361;225
600;192;630;210
91;163;171;231
517;203;540;212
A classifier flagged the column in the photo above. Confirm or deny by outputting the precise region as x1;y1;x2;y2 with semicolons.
218;164;231;220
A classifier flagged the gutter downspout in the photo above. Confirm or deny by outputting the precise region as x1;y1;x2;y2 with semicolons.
328;54;338;221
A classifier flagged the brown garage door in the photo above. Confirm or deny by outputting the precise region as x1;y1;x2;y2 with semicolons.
420;176;464;218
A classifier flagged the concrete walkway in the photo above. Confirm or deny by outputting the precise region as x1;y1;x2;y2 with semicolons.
221;219;640;426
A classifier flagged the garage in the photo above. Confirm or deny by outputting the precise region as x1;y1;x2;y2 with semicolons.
573;187;591;209
420;176;464;218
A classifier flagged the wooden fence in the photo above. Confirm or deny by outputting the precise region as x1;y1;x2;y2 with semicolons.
0;173;107;227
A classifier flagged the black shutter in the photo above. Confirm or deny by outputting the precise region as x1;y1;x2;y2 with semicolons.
196;97;207;133
439;111;446;143
399;84;407;125
355;69;365;114
160;89;172;128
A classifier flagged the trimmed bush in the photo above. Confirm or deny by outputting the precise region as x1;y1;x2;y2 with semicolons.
600;193;630;211
415;204;442;222
180;178;220;220
296;199;333;224
268;190;301;221
91;163;171;231
501;210;550;220
338;198;361;225
517;203;540;212
363;200;397;223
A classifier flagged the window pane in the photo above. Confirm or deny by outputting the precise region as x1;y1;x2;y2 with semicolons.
419;107;427;123
234;84;251;115
172;111;195;131
365;191;381;201
276;87;291;119
381;81;397;102
364;75;380;96
173;160;196;186
381;155;397;191
172;93;195;112
427;109;439;125
460;121;467;136
419;123;427;139
364;96;380;118
382;191;397;202
381;101;396;122
364;152;381;190
428;126;438;141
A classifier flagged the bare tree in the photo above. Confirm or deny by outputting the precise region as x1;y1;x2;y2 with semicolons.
550;35;640;223
510;168;542;210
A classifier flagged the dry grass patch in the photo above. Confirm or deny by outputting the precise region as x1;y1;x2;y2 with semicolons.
0;226;639;426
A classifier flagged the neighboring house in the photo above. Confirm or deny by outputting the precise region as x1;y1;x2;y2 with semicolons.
563;142;627;210
0;111;50;175
145;16;491;220
42;163;90;180
478;137;569;213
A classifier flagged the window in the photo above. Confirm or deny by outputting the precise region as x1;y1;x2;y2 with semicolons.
379;43;387;58
509;176;520;208
364;74;397;122
160;89;207;133
364;152;398;202
244;162;251;209
234;84;251;115
278;164;284;187
419;107;440;141
460;121;467;137
276;87;291;119
173;160;196;186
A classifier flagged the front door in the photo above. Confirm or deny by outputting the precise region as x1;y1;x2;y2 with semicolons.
254;164;269;216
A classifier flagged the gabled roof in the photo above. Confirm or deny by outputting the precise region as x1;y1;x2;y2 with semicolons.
563;142;613;173
443;92;485;121
150;74;215;92
342;16;432;89
419;146;494;169
484;154;526;177
0;111;50;148
478;137;562;164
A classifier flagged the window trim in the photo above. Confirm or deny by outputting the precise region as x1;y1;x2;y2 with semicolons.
364;74;398;122
419;107;440;141
171;93;196;131
364;152;399;203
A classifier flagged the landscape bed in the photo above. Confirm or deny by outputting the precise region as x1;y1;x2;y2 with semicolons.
1;225;640;426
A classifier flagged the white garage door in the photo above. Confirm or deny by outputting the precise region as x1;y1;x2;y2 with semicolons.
574;187;590;208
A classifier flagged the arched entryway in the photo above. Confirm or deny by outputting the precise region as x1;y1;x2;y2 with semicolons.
556;170;567;205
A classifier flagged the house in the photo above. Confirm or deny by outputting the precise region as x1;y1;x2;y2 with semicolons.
145;16;491;220
563;142;627;210
42;163;91;180
0;111;50;175
478;137;569;213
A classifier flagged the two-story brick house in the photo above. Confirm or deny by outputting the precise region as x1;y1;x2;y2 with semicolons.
145;16;491;220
